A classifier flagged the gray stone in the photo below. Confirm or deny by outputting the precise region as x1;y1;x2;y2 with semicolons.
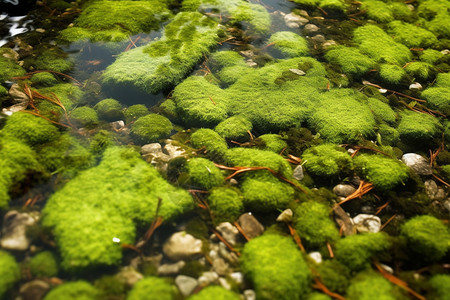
276;209;293;223
213;258;229;276
244;289;256;300
163;231;203;261
230;272;244;285
322;40;337;49
402;153;432;175
219;277;231;290
409;82;423;90
216;222;240;246
3;84;29;114
198;271;219;286
284;12;309;28
304;24;320;34
292;164;304;181
17;280;50;300
333;184;356;197
237;213;264;239
218;242;239;264
443;198;450;213
352;214;381;233
1;210;39;251
289;69;306;76
115;266;143;288
425;179;439;199
164;139;190;160
157;261;186;276
311;34;326;43
175;275;198;297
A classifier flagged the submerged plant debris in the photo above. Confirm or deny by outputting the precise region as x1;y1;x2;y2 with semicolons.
0;0;449;299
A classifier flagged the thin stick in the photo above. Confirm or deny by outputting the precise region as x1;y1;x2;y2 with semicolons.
213;229;240;256
234;221;250;241
209;96;216;105
287;223;305;253
432;174;450;188
376;199;392;215
312;278;346;300
380;214;397;231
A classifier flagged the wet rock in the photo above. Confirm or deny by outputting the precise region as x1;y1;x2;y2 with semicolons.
443;198;450;213
304;24;319;34
17;280;50;300
237;213;264;239
402;153;432;175
216;222;240;246
163;231;203;261
3;83;29;114
164;139;190;160
213;258;229;276
244;289;256;300
333;184;356;197
157;261;186;276
322;40;337;49
425;179;446;200
276;208;293;223
230;272;244;285
115;266;143;288
308;251;322;264
219;277;231;290
348;176;362;186
333;206;355;236
1;210;39;251
198;271;219;286
240;50;255;58
141;143;170;161
284;12;309;28
409;82;423;90
311;34;326;43
245;59;258;67
111;120;126;132
175;275;198;297
441;49;450;55
352;214;381;233
130;254;162;271
289;69;306;76
218;242;239;264
292;165;304;181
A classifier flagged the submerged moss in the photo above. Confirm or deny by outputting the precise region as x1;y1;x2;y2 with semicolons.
0;250;20;299
127;277;175;300
387;21;438;48
187;157;224;190
404;62;435;81
302;144;353;178
190;128;228;158
124;104;149;124
208;186;244;223
29;251;59;278
0;55;25;83
69;106;99;128
422;87;450;116
325;46;375;77
43;281;100;300
379;64;407;85
94;98;124;122
361;0;394;23
429;274;450;300
130;114;172;144
256;134;287;153
346;271;399;300
188;286;240;300
397;110;442;144
214;115;252;141
268;31;309;58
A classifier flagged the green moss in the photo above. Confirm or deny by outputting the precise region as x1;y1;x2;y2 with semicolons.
0;55;25;83
325;46;375;77
397;110;442;143
335;232;391;271
387;21;438;48
429;274;450;300
417;0;450;20
307;293;332;300
208;186;244;223
130;114;172;144
391;2;413;21
404;62;435;81
268;31;309;58
422;87;450;116
319;0;346;12
42;147;193;271
354;153;408;191
290;0;320;7
241;233;311;300
353;24;412;65
215;115;252;140
435;73;450;88
30;72;58;87
102;12;220;95
315;260;350;294
210;50;245;68
190;128;228;158
420;49;444;64
43;281;100;300
29;251;59;278
346;271;398;300
124;104;149;124
379;64;407;85
256;134;287;153
69;106;99;128
37;83;84;114
127;277;175;300
309;89;376;143
401;215;450;262
367;98;396;124
442;165;450;181
294;201;339;248
31;48;73;73
188;285;240;300
187;157;224;190
1;112;60;146
60;0;172;43
302;144;353;178
361;0;394;23
94;98;124;122
425;13;450;39
94;276;126;299
0;250;20;299
378;124;400;146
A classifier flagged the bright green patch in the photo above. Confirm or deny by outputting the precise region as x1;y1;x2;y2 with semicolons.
188;285;240;300
325;46;375;77
124;104;149;124
69;106;99;128
130;114;172;144
187;157;224;190
367;98;396;124
346;271;398;300
29;251;59;278
404;62;435;81
256;134;287;153
94;98;124;122
379;64;407;85
127;277;175;300
302;144;353;178
397;110;442;143
208;186;244;224
268;31;309;58
43;281;100;300
0;250;20;299
215;115;252;140
190;128;228;159
361;0;394;23
387;21;438;48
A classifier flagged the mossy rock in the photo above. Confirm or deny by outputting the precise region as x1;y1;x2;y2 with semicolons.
208;186;244;224
0;250;20;299
29;251;59;278
404;62;435;81
429;274;450;300
241;233;311;300
124;104;149;124
302;144;353;178
214;115;252;141
187;157;224;190
43;281;100;300
325;46;375;77
0;55;25;83
190;128;228;159
94;98;124;122
268;31;309;58
30;72;59;87
387;20;438;48
69;106;99;128
31;48;73;73
397;110;442;144
346;270;401;300
361;0;394;23
255;134;287;153
188;285;240;300
378;124;400;146
420;49;444;64
315;260;350;294
130;114;172;144
367;98;396;125
379;64;407;85
37;83;84;117
422;87;450;116
127;277;175;300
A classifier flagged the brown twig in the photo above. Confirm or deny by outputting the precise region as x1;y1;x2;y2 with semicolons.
362;81;427;103
234;221;250;241
376;199;391;215
312;278;346;300
432;174;450;188
287;223;306;253
380;214;397;231
334;180;374;207
14;70;82;86
213;229;240;256
209;96;216;105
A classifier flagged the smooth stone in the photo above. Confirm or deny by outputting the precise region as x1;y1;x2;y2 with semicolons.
276;209;293;223
3;83;29;113
110;120;125;131
230;272;244;285
216;222;240;246
163;231;203;261
284;12;309;28
175;275;198;297
402;153;432;175
289;68;306;76
218;242;239;264
164;139;190;160
308;251;322;264
219;277;231;290
1;210;39;251
311;34;326;43
198;271;219;286
245;59;258;67
244;289;256;300
409;82;423;90
115;267;143;288
304;23;319;34
240;50;255;58
425;179;439;199
212;258;229;276
17;280;50;300
292;164;304;181
157;261;186;276
322;40;337;49
237;213;264;239
443;198;450;213
333;184;356;197
352;214;381;233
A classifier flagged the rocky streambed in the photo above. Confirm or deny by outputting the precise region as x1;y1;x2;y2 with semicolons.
0;0;449;299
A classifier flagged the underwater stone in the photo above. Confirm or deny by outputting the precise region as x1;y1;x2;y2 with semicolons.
304;23;319;34
158;261;186;276
0;210;39;250
333;184;356;197
18;280;50;300
163;232;203;261
175;275;198;297
401;153;432;175
237;213;264;239
130;114;173;144
292;165;304;181
276;208;293;223
216;222;240;246
352;214;381;233
284;12;309;28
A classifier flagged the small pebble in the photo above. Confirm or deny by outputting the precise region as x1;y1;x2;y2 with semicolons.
244;289;256;300
308;251;322;264
352;214;381;233
304;24;319;34
333;184;356;197
402;153;432;175
175;275;198;297
157;261;186;276
276;209;293;223
409;82;422;90
237;213;264;239
292;164;304;181
163;232;203;261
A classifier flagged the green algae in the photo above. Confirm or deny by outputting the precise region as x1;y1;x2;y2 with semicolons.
93;98;124;122
30;72;59;87
190;128;228;158
387;21;438;48
367;97;397;125
346;271;400;300
214;115;252;141
127;277;175;300
379;64;407;85
404;62;435;81
325;46;375;78
302;144;353;178
361;0;394;23
268;31;309;58
207;186;244;224
29;251;59;278
397;110;442;144
69;106;99;128
43;281;100;300
0;250;20;299
187;157;224;190
130;114;173;144
124;104;149;124
255;134;287;153
188;286;240;300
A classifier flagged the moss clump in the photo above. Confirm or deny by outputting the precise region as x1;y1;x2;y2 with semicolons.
0;55;25;83
127;277;175;300
302;144;353;178
69;106;99;128
1;112;60;146
31;48;73;73
387;21;438;48
346;271;398;300
214;115;252;141
429;274;450;300
325;46;375;77
354;153;409;191
361;0;394;23
187;157;224;190
241;233;311;300
315;260;350;294
42;147;193;271
94;98;124;122
397;110;442;144
268;31;309;58
188;285;240;300
0;250;20;299
335;232;391;271
59;0;172;43
124;104;149;124
291;0;346;11
309;89;376;143
43;281;100;300
367;98;396;124
435;73;450;88
30;72;58;87
400;215;450;262
294;201;339;248
379;64;407;85
422;87;450;116
37;83;84;116
208;187;244;223
130;114;172;144
378;124;400;146
404;62;435;81
420;49;444;64
190;128;228;158
102;12;220;95
256;134;287;153
29;251;59;278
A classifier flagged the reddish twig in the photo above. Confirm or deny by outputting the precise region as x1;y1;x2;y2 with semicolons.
380;214;397;231
312;278;346;300
234;221;250;241
376;199;392;215
287;223;306;253
213;229;240;256
334;180;374;207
